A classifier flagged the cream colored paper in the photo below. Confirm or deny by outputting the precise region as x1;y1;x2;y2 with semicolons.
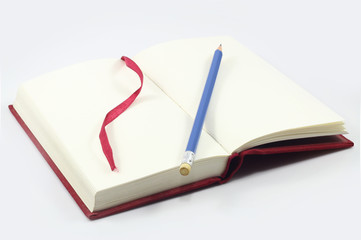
134;36;345;153
14;59;228;211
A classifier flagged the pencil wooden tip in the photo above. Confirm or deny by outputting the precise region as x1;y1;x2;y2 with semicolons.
179;163;191;176
217;44;222;51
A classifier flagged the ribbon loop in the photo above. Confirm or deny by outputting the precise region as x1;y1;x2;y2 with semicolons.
99;56;144;171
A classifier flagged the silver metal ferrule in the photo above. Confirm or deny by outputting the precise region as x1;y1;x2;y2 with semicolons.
182;151;195;166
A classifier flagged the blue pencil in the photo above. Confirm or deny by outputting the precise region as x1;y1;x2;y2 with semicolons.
180;44;223;176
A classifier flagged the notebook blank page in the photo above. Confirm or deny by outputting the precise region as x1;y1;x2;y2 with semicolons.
134;36;344;153
14;59;228;193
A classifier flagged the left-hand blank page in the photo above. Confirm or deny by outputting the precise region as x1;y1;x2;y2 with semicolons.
13;59;228;211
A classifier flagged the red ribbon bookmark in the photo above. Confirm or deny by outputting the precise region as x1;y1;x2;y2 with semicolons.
99;56;144;171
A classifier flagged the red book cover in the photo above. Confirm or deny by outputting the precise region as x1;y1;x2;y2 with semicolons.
9;105;354;220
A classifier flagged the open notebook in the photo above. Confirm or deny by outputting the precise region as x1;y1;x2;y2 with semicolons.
10;36;352;219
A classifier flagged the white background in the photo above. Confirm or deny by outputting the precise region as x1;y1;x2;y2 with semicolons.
0;0;360;239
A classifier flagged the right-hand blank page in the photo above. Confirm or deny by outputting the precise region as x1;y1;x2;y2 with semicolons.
134;36;345;153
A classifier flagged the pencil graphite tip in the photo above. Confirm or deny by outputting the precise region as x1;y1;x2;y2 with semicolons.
218;44;222;51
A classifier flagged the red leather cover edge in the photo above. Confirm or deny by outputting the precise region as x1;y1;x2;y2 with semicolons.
9;105;354;220
220;135;354;184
